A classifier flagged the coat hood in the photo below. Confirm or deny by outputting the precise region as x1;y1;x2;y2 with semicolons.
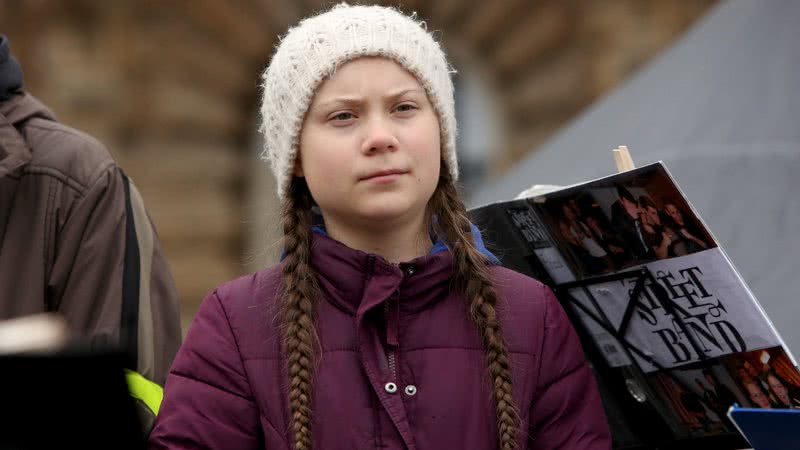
0;94;56;178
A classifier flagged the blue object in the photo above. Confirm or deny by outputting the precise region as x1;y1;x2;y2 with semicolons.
727;404;800;450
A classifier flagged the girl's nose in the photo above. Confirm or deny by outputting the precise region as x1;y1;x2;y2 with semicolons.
361;117;399;154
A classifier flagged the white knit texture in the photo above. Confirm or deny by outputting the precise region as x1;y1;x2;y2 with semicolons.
259;3;458;200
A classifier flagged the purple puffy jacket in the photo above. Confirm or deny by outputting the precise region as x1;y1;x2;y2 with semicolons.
149;231;611;449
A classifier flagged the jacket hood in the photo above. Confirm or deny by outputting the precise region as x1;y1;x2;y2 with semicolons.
0;94;55;178
0;35;23;102
0;92;54;126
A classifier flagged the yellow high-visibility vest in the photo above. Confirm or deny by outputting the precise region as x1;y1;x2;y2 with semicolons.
124;369;163;415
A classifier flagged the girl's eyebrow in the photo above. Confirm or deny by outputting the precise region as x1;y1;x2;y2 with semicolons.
313;88;426;111
314;96;361;111
385;87;425;100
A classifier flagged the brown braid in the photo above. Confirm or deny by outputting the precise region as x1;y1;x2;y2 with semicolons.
280;179;319;450
431;169;520;449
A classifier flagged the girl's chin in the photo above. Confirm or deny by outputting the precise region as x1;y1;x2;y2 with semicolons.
355;207;418;223
318;192;433;226
347;203;425;225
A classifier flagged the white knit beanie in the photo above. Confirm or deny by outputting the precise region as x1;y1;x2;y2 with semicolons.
259;3;458;200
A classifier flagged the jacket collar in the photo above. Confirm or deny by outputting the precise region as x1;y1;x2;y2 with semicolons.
306;224;499;316
310;223;499;264
0;93;55;178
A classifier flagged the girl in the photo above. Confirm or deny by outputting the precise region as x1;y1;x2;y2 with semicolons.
766;371;800;408
149;4;610;449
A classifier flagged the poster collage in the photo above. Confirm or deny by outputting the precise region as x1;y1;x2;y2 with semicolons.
476;163;800;439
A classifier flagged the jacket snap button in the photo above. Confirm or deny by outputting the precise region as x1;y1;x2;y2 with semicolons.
384;382;398;394
404;385;417;396
405;266;415;276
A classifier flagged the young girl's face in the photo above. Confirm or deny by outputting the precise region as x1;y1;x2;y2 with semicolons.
297;57;441;230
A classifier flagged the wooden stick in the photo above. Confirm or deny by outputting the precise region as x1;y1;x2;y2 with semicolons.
613;145;636;172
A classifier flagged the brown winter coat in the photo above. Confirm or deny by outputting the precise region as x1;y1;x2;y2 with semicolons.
0;93;182;426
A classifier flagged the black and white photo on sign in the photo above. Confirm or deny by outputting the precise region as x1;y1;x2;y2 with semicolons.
533;164;715;279
720;347;800;410
648;363;746;437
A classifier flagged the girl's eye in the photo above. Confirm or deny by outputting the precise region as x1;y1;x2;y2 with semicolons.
330;111;354;122
395;103;417;113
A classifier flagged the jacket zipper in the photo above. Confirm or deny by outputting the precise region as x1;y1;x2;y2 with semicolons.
387;351;396;380
384;299;397;381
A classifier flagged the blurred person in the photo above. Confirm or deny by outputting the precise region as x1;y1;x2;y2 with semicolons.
609;185;654;261
561;202;609;273
558;218;604;274
744;381;776;409
638;195;688;258
149;4;611;449
743;359;767;378
766;371;800;408
566;198;582;220
700;369;738;430
702;368;738;411
585;213;627;267
743;359;773;399
679;384;714;431
696;378;719;411
663;202;708;253
737;365;753;384
0;35;181;432
638;196;672;259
